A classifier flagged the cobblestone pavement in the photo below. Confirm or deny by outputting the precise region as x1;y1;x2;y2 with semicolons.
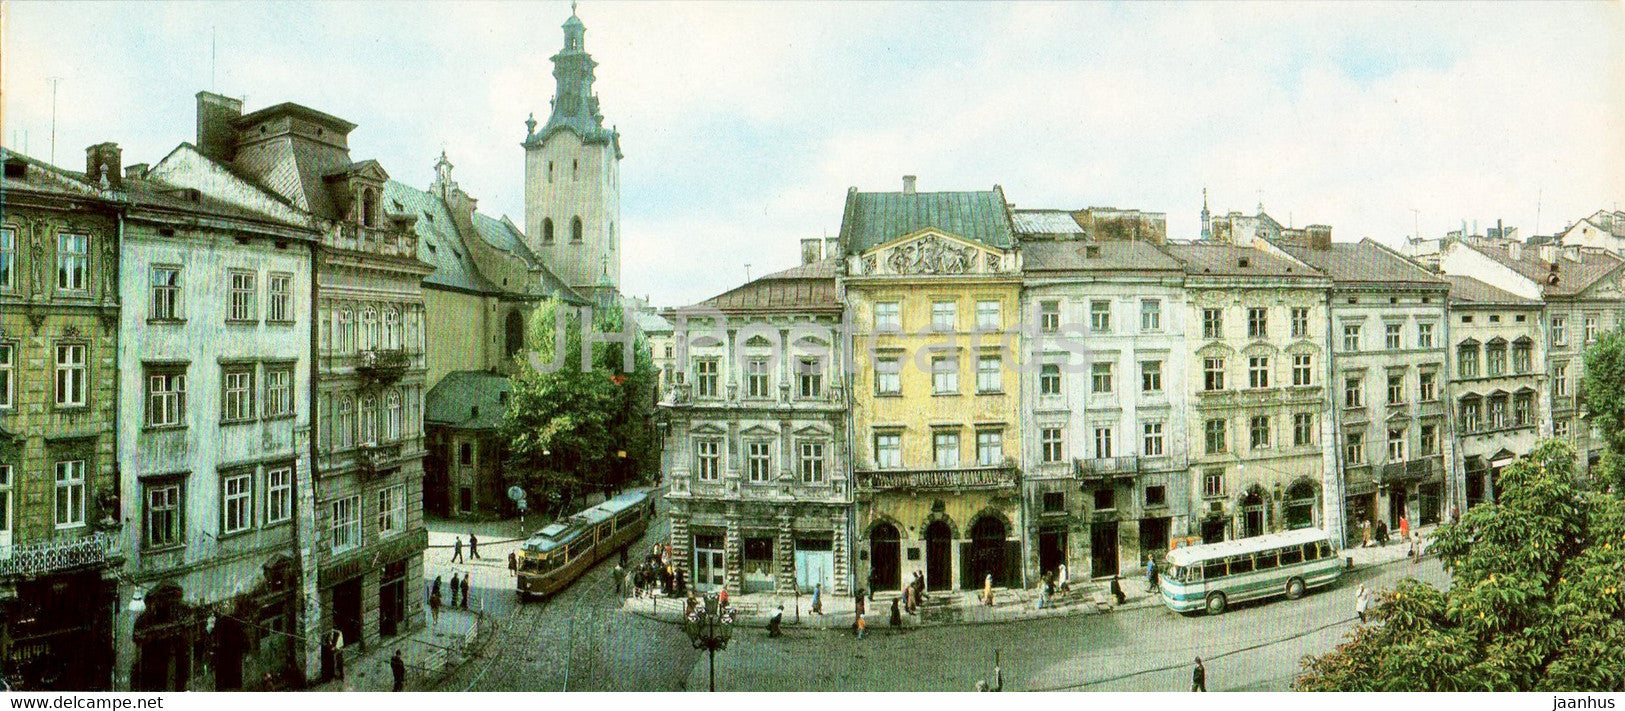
682;556;1448;692
433;493;701;691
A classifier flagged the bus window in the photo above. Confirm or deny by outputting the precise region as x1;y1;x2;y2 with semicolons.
1228;554;1254;575
1316;541;1333;558
1202;560;1228;580
1301;543;1320;561
1279;546;1303;565
1256;549;1279;570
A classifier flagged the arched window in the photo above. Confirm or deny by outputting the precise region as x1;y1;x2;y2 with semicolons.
571;217;583;243
547;161;554;184
339;309;354;353
337;396;355;449
505;310;525;358
361;188;378;227
361;308;378;351
572;159;579;179
385;391;403;441
384;307;400;350
360;395;378;444
542;218;555;244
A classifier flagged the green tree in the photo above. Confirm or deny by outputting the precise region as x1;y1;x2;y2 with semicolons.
1295;439;1625;691
499;297;658;517
1583;327;1625;495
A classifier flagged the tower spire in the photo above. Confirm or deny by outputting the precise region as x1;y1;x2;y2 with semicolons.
1200;187;1211;241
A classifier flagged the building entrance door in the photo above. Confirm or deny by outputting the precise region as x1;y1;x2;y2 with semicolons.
965;516;1008;589
869;523;901;592
1242;488;1266;538
1138;517;1170;559
379;560;407;638
332;577;364;651
924;520;952;591
693;534;725;591
1038;528;1067;576
1090;521;1119;577
1389;487;1408;527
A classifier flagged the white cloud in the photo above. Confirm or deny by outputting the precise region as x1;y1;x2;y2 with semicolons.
4;1;1621;306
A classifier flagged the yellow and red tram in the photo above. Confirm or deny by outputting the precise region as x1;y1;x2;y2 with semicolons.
515;490;654;599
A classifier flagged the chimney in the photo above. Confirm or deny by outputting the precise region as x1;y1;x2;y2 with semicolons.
1306;224;1332;250
124;163;148;180
800;238;822;265
1507;242;1521;261
902;175;917;194
824;237;840;261
84;142;122;189
196;91;243;162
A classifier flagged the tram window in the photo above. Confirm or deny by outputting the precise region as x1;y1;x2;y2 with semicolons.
1228;554;1254;575
1202;560;1227;579
1301;543;1320;561
1256;549;1280;569
1280;546;1303;565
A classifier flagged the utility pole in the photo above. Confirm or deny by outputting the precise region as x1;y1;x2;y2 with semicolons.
47;77;62;166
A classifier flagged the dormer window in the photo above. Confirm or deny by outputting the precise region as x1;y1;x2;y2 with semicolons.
358;186;379;227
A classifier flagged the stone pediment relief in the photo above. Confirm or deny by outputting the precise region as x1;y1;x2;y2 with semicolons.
690;423;728;436
858;230;1004;277
740;423;779;437
792;422;833;437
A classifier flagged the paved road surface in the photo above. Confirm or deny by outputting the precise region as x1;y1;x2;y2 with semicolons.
428;497;1446;692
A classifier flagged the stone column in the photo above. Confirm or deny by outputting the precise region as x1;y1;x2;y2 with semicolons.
775;508;797;594
724;505;743;595
831;510;851;595
669;502;692;583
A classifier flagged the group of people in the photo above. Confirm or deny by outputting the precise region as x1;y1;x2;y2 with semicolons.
620;544;685;599
449;533;481;563
428;573;471;625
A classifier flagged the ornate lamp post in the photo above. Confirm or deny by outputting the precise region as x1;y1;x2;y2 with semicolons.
683;593;735;692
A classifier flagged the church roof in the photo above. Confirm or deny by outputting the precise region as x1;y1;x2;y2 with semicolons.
838;186;1015;254
425;371;512;430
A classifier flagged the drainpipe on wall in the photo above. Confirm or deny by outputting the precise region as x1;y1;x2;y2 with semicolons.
294;236;324;685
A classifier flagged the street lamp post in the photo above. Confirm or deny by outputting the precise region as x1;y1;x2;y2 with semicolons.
683;593;735;692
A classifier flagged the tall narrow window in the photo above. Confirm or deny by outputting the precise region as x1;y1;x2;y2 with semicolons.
695;439;721;480
266;467;293;524
222;367;255;422
745;358;770;398
1140;360;1163;394
1342;324;1361;352
1140;299;1162;332
222;472;253;534
976;355;1003;393
797;357;823;399
1417;322;1435;349
228;270;256;322
1142;422;1164;456
1040;364;1062;396
542;218;555;244
0;226;14;290
1090;300;1112;333
874;356;901;395
1041;428;1064;463
1039;301;1060;333
377;485;405;537
150;266;181;320
360;395;378;444
571;216;583;243
0;342;12;410
976;430;1003;465
267;274;292;322
1094;427;1114;459
54;460;86;529
145;482;181;548
265;368;293;418
932;357;959;395
1290;308;1309;339
1293;413;1315;446
798;442;826;483
1091;362;1113;393
747;442;772;483
386;390;403;440
694;359;719;398
330;496;361;552
933;431;960;467
1385;323;1402;350
56;344;86;407
1248;356;1270;389
146;368;186;427
874;433;902;469
57;233;88;292
1205;419;1228;455
1203;357;1225;391
1247;307;1267;338
1202;309;1223;339
1292;353;1313;386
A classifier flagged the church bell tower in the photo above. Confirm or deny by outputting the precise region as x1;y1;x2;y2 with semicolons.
523;4;623;304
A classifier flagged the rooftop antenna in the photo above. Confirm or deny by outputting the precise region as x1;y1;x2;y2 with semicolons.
1535;188;1543;236
47;77;62;166
744;263;752;282
211;27;217;91
1410;208;1421;241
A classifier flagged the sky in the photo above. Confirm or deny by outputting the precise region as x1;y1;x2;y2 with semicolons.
4;1;1622;306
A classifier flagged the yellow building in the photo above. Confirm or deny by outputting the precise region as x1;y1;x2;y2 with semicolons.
842;179;1027;594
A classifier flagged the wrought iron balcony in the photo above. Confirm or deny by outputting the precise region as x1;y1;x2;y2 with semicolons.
855;466;1018;492
357;348;411;386
1378;455;1443;485
356;441;403;477
0;531;122;578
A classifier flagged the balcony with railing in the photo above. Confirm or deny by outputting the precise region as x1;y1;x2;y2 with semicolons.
1378;455;1444;485
356;348;412;386
356;441;404;477
1075;455;1140;481
855;466;1018;492
0;531;122;578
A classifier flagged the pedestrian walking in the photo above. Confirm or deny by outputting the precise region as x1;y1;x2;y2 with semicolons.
1145;557;1158;593
460;574;471;609
1191;657;1206;692
430;587;443;627
1110;575;1126;606
768;604;784;637
451;536;465;563
1361;520;1372;547
508;551;517;577
811;583;824;615
890;597;902;631
718;588;729;608
1057;563;1070;593
449;573;461;608
328;629;346;682
431;575;443;601
470;532;481;560
675;568;687;597
855;613;867;640
982;573;994;607
855;591;867;617
1398;515;1410;541
1037;573;1051;610
390;650;406;692
613;564;625;595
1354;583;1370;623
1376;519;1389;546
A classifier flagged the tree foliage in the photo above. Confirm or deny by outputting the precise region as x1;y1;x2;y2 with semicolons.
1583;327;1625;495
1295;439;1625;691
498;297;658;516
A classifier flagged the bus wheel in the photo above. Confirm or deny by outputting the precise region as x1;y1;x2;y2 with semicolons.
1205;592;1227;615
1285;577;1306;600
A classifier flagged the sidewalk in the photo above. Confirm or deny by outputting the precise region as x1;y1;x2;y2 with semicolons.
624;525;1439;631
311;606;488;692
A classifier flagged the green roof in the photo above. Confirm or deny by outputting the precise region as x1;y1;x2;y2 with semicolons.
837;186;1014;254
424;371;512;430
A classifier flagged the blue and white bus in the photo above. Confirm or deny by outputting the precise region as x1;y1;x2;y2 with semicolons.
1159;528;1342;615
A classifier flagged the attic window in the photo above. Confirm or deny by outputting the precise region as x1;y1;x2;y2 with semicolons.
1238;257;1250;268
423;211;435;223
1085;245;1101;258
3;158;25;179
